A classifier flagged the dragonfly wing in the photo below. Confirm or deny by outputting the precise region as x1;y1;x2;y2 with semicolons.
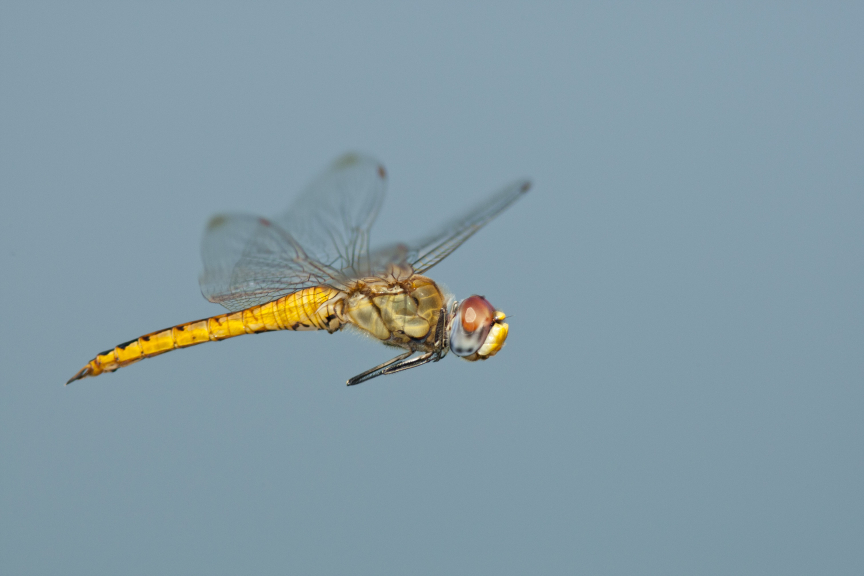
200;156;524;311
400;179;531;275
200;213;347;312
199;153;386;311
274;153;387;275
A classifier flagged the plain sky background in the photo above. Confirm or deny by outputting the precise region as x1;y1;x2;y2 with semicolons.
1;2;862;574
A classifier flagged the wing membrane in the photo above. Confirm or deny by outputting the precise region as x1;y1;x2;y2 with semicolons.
274;153;386;274
397;179;530;274
200;153;386;311
199;214;347;311
200;153;527;312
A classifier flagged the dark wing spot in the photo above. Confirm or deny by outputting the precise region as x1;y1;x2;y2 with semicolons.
259;217;271;227
378;165;386;179
206;215;227;230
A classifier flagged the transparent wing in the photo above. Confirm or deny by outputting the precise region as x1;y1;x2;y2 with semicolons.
384;179;531;275
274;153;387;273
199;214;349;311
199;153;387;311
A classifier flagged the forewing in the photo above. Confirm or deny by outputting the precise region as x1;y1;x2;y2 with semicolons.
399;179;531;274
200;156;524;311
199;214;347;312
275;153;387;275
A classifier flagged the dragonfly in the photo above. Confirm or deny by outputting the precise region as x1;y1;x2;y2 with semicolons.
67;153;530;386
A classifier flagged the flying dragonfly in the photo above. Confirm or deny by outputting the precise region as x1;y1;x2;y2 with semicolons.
67;154;530;386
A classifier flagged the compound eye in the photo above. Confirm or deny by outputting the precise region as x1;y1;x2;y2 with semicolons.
460;295;495;333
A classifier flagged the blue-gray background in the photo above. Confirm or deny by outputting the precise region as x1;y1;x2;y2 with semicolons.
1;3;862;574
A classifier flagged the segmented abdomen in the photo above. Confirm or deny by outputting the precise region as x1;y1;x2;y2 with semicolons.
67;286;343;384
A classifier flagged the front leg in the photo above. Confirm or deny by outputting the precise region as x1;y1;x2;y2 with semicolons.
347;350;412;386
433;306;449;356
346;307;450;386
348;349;443;386
381;350;436;376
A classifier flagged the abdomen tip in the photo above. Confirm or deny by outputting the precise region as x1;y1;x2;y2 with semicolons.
66;366;91;385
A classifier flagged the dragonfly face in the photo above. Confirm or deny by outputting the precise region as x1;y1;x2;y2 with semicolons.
448;295;509;360
67;153;529;386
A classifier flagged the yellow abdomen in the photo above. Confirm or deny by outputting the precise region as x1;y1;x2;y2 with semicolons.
67;286;343;384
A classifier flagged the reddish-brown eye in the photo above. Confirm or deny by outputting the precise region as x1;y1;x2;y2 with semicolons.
460;295;495;333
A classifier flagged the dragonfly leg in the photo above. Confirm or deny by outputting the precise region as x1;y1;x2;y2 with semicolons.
350;348;445;386
346;307;451;386
380;351;437;376
347;350;412;386
433;306;449;354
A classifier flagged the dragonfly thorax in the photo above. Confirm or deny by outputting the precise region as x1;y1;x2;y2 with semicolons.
344;274;445;350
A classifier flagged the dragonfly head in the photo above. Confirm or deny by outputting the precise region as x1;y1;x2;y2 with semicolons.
448;295;509;361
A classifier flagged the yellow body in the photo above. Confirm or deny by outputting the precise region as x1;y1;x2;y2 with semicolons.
67;273;447;384
68;286;342;382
